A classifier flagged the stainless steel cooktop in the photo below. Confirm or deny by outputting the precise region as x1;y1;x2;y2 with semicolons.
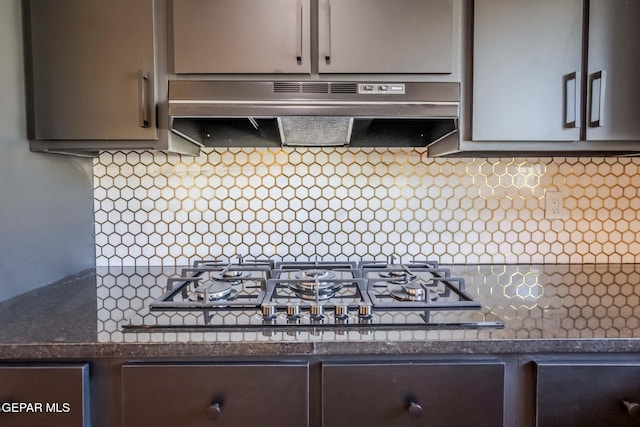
122;257;504;333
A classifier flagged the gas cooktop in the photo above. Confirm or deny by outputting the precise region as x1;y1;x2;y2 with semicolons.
122;257;504;333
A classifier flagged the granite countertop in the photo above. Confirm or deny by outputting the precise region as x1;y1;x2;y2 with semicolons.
2;264;640;359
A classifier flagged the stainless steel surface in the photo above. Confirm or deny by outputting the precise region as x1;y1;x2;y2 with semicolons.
408;401;423;420
472;0;583;142
205;403;221;420
309;304;324;319
126;258;500;332
357;304;372;318
168;80;460;147
287;304;301;318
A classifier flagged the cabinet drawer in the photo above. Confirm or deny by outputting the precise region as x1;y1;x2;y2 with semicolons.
536;362;640;427
122;363;309;427
322;361;504;427
0;364;90;427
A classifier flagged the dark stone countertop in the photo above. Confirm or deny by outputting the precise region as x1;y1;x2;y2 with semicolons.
2;264;640;359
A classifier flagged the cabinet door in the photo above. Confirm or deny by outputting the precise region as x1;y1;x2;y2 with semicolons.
322;361;504;427
172;0;311;74
586;0;640;141
317;0;454;74
536;362;640;427
122;363;309;427
0;364;90;427
26;0;157;141
472;0;583;141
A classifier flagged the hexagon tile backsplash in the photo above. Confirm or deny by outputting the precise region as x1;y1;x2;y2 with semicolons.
93;148;640;266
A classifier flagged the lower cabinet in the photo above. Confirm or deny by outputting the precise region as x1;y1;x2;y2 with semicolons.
121;362;309;427
0;364;90;427
535;362;640;427
322;361;505;427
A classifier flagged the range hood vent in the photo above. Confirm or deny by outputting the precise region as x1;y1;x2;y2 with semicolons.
330;83;358;94
169;80;460;148
273;82;301;93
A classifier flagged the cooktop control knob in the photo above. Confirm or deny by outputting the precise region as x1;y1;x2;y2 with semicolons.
261;304;276;319
358;304;373;318
286;304;300;319
335;305;349;319
310;304;324;319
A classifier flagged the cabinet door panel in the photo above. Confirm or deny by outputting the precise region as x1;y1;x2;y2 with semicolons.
322;362;504;427
318;0;454;74
586;0;640;141
472;0;583;141
0;364;89;427
172;0;311;74
536;362;640;427
27;0;157;141
122;363;309;427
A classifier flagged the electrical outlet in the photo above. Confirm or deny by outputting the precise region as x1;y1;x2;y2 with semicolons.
545;191;563;219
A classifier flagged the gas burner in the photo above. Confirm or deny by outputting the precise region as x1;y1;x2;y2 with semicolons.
287;269;344;300
295;269;336;281
378;270;417;284
189;280;239;302
210;270;249;285
388;281;438;302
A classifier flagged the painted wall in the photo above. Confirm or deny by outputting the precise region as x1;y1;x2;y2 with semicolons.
94;149;640;266
0;0;95;301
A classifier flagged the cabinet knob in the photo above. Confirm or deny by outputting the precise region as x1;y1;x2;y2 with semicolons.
205;403;222;420
408;401;423;419
623;400;640;417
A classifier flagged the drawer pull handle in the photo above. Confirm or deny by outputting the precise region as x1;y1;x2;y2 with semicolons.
623;400;640;417
205;403;222;420
408;401;423;419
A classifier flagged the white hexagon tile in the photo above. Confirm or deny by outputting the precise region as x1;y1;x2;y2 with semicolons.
93;149;640;266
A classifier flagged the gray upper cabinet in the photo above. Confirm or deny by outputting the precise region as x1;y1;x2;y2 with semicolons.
317;0;454;74
172;0;311;74
172;0;455;75
472;0;583;141
25;0;157;141
472;0;640;144
586;0;640;141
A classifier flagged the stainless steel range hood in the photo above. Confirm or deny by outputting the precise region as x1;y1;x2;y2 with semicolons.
168;81;460;148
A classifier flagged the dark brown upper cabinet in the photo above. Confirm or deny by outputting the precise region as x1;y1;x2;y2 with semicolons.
171;0;458;76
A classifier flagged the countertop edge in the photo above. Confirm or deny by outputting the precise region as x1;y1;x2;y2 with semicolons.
2;339;640;359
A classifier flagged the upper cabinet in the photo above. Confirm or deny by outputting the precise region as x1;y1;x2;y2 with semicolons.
172;0;311;74
586;0;640;141
171;0;456;76
472;0;640;143
472;0;583;141
23;0;199;155
26;0;156;141
317;0;454;74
